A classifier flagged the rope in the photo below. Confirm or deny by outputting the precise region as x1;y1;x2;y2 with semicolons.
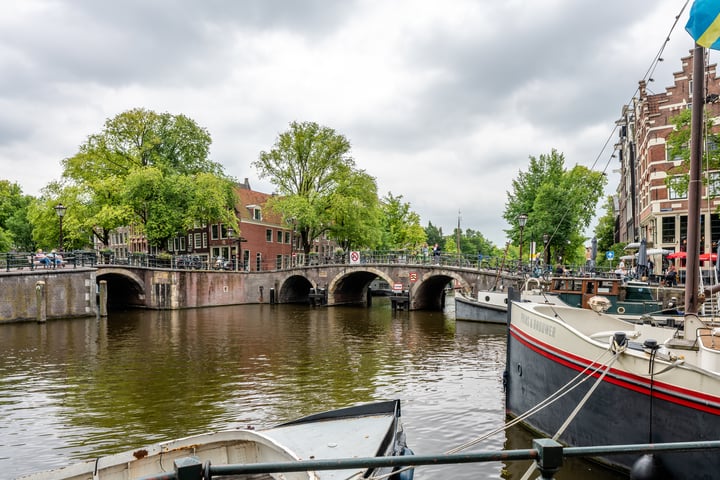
444;346;616;455
519;350;623;480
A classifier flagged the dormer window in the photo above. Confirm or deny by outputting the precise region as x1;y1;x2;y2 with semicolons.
246;204;262;221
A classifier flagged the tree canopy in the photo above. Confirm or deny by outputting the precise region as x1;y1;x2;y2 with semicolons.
665;108;720;198
504;149;606;265
254;121;384;254
377;193;426;251
0;180;33;251
58;108;237;250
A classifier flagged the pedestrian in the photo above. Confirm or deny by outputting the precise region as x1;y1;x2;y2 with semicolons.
665;264;677;287
432;243;441;264
34;249;51;267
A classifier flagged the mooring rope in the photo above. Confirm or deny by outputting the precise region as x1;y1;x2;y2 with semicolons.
445;345;617;455
518;349;623;480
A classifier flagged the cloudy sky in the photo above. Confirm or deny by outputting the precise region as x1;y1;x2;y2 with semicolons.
1;0;713;245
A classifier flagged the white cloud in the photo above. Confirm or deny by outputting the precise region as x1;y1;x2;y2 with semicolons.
0;0;709;245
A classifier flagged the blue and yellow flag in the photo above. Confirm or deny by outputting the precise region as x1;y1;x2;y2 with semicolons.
686;0;720;50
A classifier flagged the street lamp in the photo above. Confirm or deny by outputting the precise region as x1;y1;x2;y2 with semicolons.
518;213;528;270
54;203;66;251
286;218;296;267
227;226;238;271
543;233;550;266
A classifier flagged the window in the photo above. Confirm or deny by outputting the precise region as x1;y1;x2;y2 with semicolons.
708;172;720;197
277;230;283;243
276;254;283;269
284;231;291;244
247;205;262;221
211;224;220;240
266;229;273;242
668;177;687;199
194;233;202;249
662;216;676;244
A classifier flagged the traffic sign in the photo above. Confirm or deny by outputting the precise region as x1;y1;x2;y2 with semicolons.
606;251;615;260
393;283;403;292
350;251;360;264
409;272;418;282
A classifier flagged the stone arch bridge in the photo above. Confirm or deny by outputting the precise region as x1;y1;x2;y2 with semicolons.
96;263;523;311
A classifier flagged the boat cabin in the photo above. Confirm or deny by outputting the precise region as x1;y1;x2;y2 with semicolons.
550;277;661;316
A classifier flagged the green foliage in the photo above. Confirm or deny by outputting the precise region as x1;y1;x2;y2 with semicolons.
665;108;720;198
504;149;607;265
255;121;382;254
0;180;34;250
377;192;426;250
59;108;236;250
424;222;444;249
594;196;616;256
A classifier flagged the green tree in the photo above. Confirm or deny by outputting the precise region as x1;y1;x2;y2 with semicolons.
665;108;720;197
377;193;426;251
0;180;34;251
594;196;617;259
60;108;237;251
504;149;606;265
424;222;444;250
254;121;381;255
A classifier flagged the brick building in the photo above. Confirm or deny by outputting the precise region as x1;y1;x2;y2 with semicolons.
616;50;720;278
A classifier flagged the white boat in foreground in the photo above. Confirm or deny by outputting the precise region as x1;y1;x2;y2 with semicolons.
506;301;720;477
17;400;413;480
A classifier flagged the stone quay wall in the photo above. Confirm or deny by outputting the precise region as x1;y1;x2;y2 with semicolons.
0;268;98;323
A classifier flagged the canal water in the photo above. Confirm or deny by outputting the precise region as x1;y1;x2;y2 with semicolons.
1;298;627;479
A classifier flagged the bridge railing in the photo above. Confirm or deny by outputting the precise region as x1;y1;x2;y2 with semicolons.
1;250;97;272
17;249;665;285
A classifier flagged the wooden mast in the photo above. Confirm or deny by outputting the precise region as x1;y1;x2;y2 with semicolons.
684;44;705;337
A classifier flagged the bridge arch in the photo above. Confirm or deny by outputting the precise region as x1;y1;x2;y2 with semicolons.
327;267;395;306
412;270;471;310
277;274;316;303
96;268;147;309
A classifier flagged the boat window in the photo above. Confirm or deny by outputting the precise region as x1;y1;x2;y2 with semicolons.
572;281;582;292
586;282;594;294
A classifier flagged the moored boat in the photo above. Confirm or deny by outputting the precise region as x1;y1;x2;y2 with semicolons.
505;301;720;476
455;278;568;323
548;275;683;323
17;400;413;480
505;36;720;478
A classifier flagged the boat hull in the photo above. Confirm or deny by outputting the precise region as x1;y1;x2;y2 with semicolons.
505;302;720;478
455;292;508;323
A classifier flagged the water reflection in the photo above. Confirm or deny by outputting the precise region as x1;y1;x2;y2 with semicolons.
1;301;625;479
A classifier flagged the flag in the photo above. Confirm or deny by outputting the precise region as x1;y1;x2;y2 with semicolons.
686;0;720;50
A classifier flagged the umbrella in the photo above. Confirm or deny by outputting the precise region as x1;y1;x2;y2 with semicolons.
667;251;687;259
589;236;597;271
619;255;636;261
646;248;671;256
699;252;718;262
625;241;654;250
637;239;648;277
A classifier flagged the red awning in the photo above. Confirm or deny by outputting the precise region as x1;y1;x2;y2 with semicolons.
699;252;718;261
666;251;687;259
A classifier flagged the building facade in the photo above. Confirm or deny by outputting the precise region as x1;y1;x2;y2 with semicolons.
616;50;720;277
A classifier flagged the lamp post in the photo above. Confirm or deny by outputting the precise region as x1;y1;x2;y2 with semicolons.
543;233;550;266
227;227;238;271
518;213;528;271
287;218;296;267
54;203;66;251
